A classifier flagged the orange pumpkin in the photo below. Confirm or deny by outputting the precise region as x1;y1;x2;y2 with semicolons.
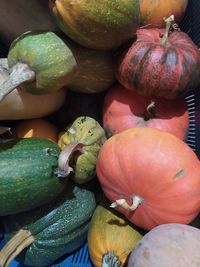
12;118;59;143
103;83;189;140
96;127;200;230
140;0;188;27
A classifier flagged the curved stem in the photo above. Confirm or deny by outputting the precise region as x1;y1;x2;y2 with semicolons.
0;229;34;267
143;100;155;121
110;195;143;211
0;62;35;102
0;58;8;69
102;252;121;267
160;14;175;46
55;141;84;178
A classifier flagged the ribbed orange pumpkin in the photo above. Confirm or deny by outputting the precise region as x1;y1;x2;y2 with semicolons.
96;127;200;230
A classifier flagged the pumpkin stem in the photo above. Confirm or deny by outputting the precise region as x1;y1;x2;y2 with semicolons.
0;229;34;267
55;141;84;178
0;62;35;102
143;100;155;120
102;252;121;267
110;195;143;211
160;14;175;46
0;58;8;69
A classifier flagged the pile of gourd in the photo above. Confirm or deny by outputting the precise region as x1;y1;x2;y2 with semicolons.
0;0;200;267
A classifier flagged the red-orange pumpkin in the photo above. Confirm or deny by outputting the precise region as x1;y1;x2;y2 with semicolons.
103;83;189;140
96;127;200;230
116;16;200;99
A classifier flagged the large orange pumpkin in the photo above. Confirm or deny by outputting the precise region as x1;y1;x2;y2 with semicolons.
96;127;200;230
140;0;188;27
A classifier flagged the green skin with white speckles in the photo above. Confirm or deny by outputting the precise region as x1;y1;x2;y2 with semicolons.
0;138;67;215
59;116;107;184
2;183;96;267
8;31;77;94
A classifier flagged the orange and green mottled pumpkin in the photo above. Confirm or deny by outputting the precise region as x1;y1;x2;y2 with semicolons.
49;0;140;50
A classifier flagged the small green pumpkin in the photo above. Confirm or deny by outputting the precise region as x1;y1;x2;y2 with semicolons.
58;116;107;184
0;182;96;267
0;31;77;101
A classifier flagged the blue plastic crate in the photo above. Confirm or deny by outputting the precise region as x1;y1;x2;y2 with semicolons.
0;0;200;266
0;238;93;267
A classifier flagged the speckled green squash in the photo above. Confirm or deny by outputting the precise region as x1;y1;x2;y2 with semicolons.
2;183;96;267
8;31;77;94
58;116;107;184
49;0;140;50
65;38;115;93
0;138;67;215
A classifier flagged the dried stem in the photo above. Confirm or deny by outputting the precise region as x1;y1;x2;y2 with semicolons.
0;229;34;267
55;141;84;178
0;62;35;102
160;15;175;46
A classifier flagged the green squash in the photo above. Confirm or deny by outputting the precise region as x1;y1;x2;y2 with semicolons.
0;137;67;215
0;31;77;101
58;116;107;184
49;0;140;50
0;182;96;267
65;37;115;93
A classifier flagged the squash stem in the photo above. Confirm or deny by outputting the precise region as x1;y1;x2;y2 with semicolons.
0;229;34;267
160;14;175;46
102;252;121;267
0;58;8;69
55;141;84;178
0;62;35;102
110;195;143;211
143;100;155;121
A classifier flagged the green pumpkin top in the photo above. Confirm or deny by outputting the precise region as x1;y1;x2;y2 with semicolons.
57;116;107;184
0;31;77;100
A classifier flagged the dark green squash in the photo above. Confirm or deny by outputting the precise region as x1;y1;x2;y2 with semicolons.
57;116;107;184
49;0;140;50
0;182;96;267
0;31;77;101
0;137;67;215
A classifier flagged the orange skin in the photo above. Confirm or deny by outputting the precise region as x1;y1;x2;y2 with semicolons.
96;127;200;230
103;84;189;140
140;0;188;27
12;118;59;143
